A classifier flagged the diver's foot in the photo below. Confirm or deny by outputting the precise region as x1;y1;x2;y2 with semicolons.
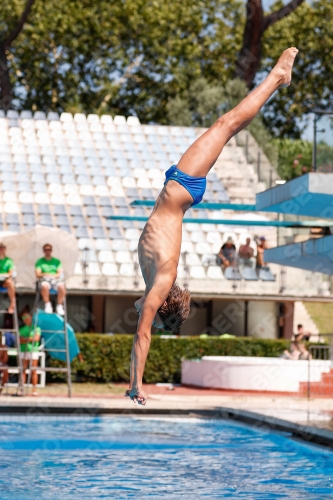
125;388;147;406
7;304;14;314
272;47;298;87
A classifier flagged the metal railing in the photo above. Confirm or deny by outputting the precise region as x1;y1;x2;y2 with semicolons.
307;340;333;398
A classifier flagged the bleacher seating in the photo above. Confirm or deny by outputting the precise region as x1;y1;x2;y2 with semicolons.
0;110;325;297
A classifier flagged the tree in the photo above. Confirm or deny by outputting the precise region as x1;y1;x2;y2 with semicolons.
262;0;333;137
273;138;312;180
0;0;36;111
1;0;244;121
235;0;304;88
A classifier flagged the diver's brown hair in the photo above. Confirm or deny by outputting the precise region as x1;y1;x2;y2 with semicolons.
157;284;191;331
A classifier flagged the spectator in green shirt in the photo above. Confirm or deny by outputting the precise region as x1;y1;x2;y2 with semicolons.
0;243;16;314
35;243;66;315
20;313;41;396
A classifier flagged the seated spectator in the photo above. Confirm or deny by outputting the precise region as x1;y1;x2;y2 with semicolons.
239;238;254;266
296;324;311;341
256;236;268;269
217;237;236;268
0;340;8;393
0;243;16;314
19;313;41;396
282;341;300;360
298;342;312;360
35;244;66;315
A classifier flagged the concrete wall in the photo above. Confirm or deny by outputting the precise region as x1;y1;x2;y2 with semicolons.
211;299;246;336
104;295;139;334
180;302;208;336
248;301;278;339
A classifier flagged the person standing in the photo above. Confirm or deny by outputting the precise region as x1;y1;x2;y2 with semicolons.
256;236;268;269
0;243;16;314
35;244;66;315
239;237;254;266
20;313;41;396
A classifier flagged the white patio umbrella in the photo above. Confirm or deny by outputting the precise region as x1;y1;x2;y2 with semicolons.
0;225;79;289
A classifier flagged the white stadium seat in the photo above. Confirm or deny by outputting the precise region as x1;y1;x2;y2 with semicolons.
107;176;121;187
207;231;222;245
181;241;195;253
186;253;201;266
190;266;206;279
111;240;128;251
51;193;66;204
128;240;138;252
79;185;94;195
115;250;132;263
60;112;73;122
127;116;140;125
137;178;151;188
98;250;114;263
114;115;126;125
74;262;83;275
196;242;212;255
67;194;82;205
190;231;205;243
151;178;163;190
18;192;34;203
3;192;17;202
109;185;125;197
102;263;118;276
74;113;86;123
122;177;136;188
35;193;50;204
4;202;19;213
94;185;109;196
119;263;135;276
95;239;110;250
124;228;140;240
207;266;224;280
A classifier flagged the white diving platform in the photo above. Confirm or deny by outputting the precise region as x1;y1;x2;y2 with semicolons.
181;356;331;393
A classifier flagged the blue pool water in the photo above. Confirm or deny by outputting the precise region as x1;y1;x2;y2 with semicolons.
0;416;332;499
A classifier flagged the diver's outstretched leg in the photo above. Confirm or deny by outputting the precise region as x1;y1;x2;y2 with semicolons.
177;47;298;178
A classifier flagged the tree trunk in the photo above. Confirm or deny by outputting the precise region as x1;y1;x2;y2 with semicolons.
0;44;12;112
235;0;305;88
234;0;264;88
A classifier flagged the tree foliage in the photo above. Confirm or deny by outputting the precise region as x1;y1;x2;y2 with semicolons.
0;0;332;142
235;0;304;87
1;0;244;122
262;0;333;137
272;138;312;180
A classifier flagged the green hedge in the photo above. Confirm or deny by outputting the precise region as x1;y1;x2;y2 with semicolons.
48;334;290;384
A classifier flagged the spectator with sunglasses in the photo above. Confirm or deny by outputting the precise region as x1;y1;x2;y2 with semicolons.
35;244;66;315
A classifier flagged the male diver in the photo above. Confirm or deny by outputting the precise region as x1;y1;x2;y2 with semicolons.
126;48;299;405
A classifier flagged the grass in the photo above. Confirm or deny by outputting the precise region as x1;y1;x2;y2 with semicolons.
4;382;128;397
304;302;333;334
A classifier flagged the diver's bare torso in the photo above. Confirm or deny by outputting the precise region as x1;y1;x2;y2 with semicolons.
138;180;193;291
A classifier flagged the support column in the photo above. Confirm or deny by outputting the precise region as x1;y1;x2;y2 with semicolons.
282;301;294;339
91;295;105;333
244;301;248;337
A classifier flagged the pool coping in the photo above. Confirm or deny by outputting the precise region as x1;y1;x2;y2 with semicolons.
0;403;332;450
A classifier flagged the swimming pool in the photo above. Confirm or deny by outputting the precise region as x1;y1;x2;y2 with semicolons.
0;416;332;499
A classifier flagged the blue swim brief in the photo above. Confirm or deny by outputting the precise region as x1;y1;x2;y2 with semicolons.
164;165;206;207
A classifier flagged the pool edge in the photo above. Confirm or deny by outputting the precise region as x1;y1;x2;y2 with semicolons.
0;404;332;450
